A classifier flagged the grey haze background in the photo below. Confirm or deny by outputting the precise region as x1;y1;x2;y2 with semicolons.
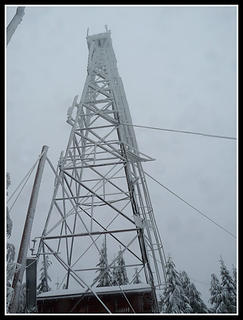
6;5;237;305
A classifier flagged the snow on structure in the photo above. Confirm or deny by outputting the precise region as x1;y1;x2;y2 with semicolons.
37;282;152;299
34;29;166;313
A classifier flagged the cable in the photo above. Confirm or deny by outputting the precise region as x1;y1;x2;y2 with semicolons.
8;150;45;212
8;167;35;213
120;123;236;141
8;162;36;203
8;150;45;203
144;171;236;240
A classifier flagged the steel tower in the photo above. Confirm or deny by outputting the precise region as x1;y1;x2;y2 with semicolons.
35;30;166;312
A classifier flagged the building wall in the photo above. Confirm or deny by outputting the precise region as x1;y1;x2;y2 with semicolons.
37;291;154;313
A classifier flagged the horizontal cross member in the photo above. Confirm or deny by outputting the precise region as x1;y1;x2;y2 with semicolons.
74;263;144;272
63;161;125;170
39;228;140;240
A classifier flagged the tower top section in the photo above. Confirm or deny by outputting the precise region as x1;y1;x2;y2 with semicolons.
86;29;119;81
86;30;112;49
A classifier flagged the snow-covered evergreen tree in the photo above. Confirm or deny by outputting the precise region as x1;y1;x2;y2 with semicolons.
209;259;237;313
232;265;236;292
6;173;12;238
232;265;236;286
55;277;60;290
6;173;22;312
219;258;236;313
180;271;190;298
188;282;208;313
6;243;17;312
94;237;112;287
158;294;164;312
112;248;129;286
6;173;35;313
180;271;208;313
6;213;16;311
161;257;192;313
7;244;16;284
6;174;15;294
232;265;237;308
111;260;118;286
209;273;224;313
7;207;13;239
132;268;141;284
16;283;26;313
37;254;52;294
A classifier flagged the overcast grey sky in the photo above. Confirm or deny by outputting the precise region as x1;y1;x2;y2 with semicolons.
6;5;237;305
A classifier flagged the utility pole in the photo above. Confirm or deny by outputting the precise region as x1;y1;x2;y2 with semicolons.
7;6;25;45
9;145;48;313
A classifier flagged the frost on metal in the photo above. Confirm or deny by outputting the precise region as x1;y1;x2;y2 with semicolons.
35;30;166;312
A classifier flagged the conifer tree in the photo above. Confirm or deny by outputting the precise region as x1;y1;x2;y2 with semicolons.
180;271;208;313
158;294;164;313
6;173;12;238
188;283;208;313
6;173;26;312
209;273;224;313
55;277;60;290
180;271;190;298
37;254;52;294
94;237;112;287
232;265;236;291
132;268;141;284
111;260;118;286
232;265;237;308
209;260;237;314
6;173;20;312
16;283;26;313
6;243;20;312
161;257;192;313
112;247;129;286
219;258;236;313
